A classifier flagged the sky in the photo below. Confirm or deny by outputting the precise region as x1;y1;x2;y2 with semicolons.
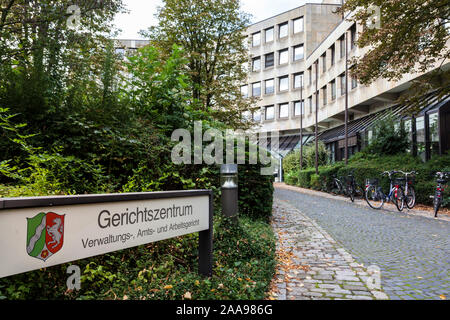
113;0;326;39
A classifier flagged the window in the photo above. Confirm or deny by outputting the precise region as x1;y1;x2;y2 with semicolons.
294;100;304;116
330;44;335;66
294;73;304;89
279;49;288;65
429;113;440;156
340;74;346;96
279;22;288;38
252;82;261;96
308;97;313;114
322;86;327;106
308;67;312;85
416;116;426;162
265;79;274;94
293;44;304;61
265;27;274;42
331;80;336;100
293;17;304;33
279;76;289;92
339;36;345;59
265;105;275;120
240;85;248;98
252;57;261;71
253;110;261;122
252;32;261;47
279;103;289;118
321;54;326;73
265;52;274;68
351;76;358;89
350;24;357;49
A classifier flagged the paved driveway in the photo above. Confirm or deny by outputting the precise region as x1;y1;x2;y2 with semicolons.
274;186;450;300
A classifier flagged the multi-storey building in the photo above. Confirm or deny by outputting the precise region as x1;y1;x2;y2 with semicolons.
243;1;450;166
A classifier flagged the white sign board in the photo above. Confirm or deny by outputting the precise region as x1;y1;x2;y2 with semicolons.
0;194;210;278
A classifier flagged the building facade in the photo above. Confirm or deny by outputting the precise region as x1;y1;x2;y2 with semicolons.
243;1;450;165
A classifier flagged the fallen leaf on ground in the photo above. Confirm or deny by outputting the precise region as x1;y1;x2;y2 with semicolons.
183;292;192;300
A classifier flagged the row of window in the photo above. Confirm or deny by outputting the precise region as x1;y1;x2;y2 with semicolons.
241;73;304;97
305;74;358;110
305;24;358;84
243;101;306;122
241;71;358;99
251;17;304;47
251;45;304;71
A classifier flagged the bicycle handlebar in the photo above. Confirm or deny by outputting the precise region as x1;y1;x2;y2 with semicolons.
398;170;417;176
382;170;399;177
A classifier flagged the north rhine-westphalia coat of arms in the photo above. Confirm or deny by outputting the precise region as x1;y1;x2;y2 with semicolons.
26;212;65;262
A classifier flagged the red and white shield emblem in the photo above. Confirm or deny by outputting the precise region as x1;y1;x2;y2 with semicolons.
45;213;65;254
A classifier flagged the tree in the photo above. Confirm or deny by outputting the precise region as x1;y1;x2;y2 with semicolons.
339;0;450;108
144;0;257;129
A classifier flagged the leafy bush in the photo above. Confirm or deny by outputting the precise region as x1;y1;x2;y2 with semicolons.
285;170;299;186
364;112;409;156
0;215;276;300
303;141;330;168
283;150;300;173
283;141;330;173
298;168;316;189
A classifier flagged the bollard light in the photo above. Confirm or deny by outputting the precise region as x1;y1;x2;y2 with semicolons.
220;164;238;219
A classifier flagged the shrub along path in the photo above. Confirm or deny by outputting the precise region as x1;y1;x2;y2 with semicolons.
274;184;450;300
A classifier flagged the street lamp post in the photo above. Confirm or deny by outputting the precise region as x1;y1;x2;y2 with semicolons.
220;164;238;220
315;61;319;175
300;78;304;171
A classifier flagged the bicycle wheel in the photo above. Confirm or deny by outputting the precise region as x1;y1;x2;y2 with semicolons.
405;185;416;209
348;185;355;202
365;185;384;209
394;186;405;212
434;196;441;218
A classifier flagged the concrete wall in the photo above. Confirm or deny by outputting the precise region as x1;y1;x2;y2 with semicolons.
244;3;342;135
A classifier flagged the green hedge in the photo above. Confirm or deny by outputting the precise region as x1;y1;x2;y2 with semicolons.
285;153;450;207
238;162;274;222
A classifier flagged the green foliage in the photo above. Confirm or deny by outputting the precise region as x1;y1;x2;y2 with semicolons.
283;150;301;173
298;168;316;189
0;215;276;300
238;163;274;222
364;114;409;155
0;1;276;301
284;151;450;207
303;141;330;168
285;170;299;186
283;141;329;174
145;0;257;129
339;0;450;104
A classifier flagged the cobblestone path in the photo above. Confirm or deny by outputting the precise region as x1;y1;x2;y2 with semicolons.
270;199;388;300
274;185;450;300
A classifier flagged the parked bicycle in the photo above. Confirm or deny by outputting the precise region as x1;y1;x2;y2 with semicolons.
364;171;405;211
331;175;346;196
431;172;449;218
398;170;417;209
331;173;364;202
346;172;364;202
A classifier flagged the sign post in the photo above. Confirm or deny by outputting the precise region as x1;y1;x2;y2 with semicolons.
0;190;213;278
